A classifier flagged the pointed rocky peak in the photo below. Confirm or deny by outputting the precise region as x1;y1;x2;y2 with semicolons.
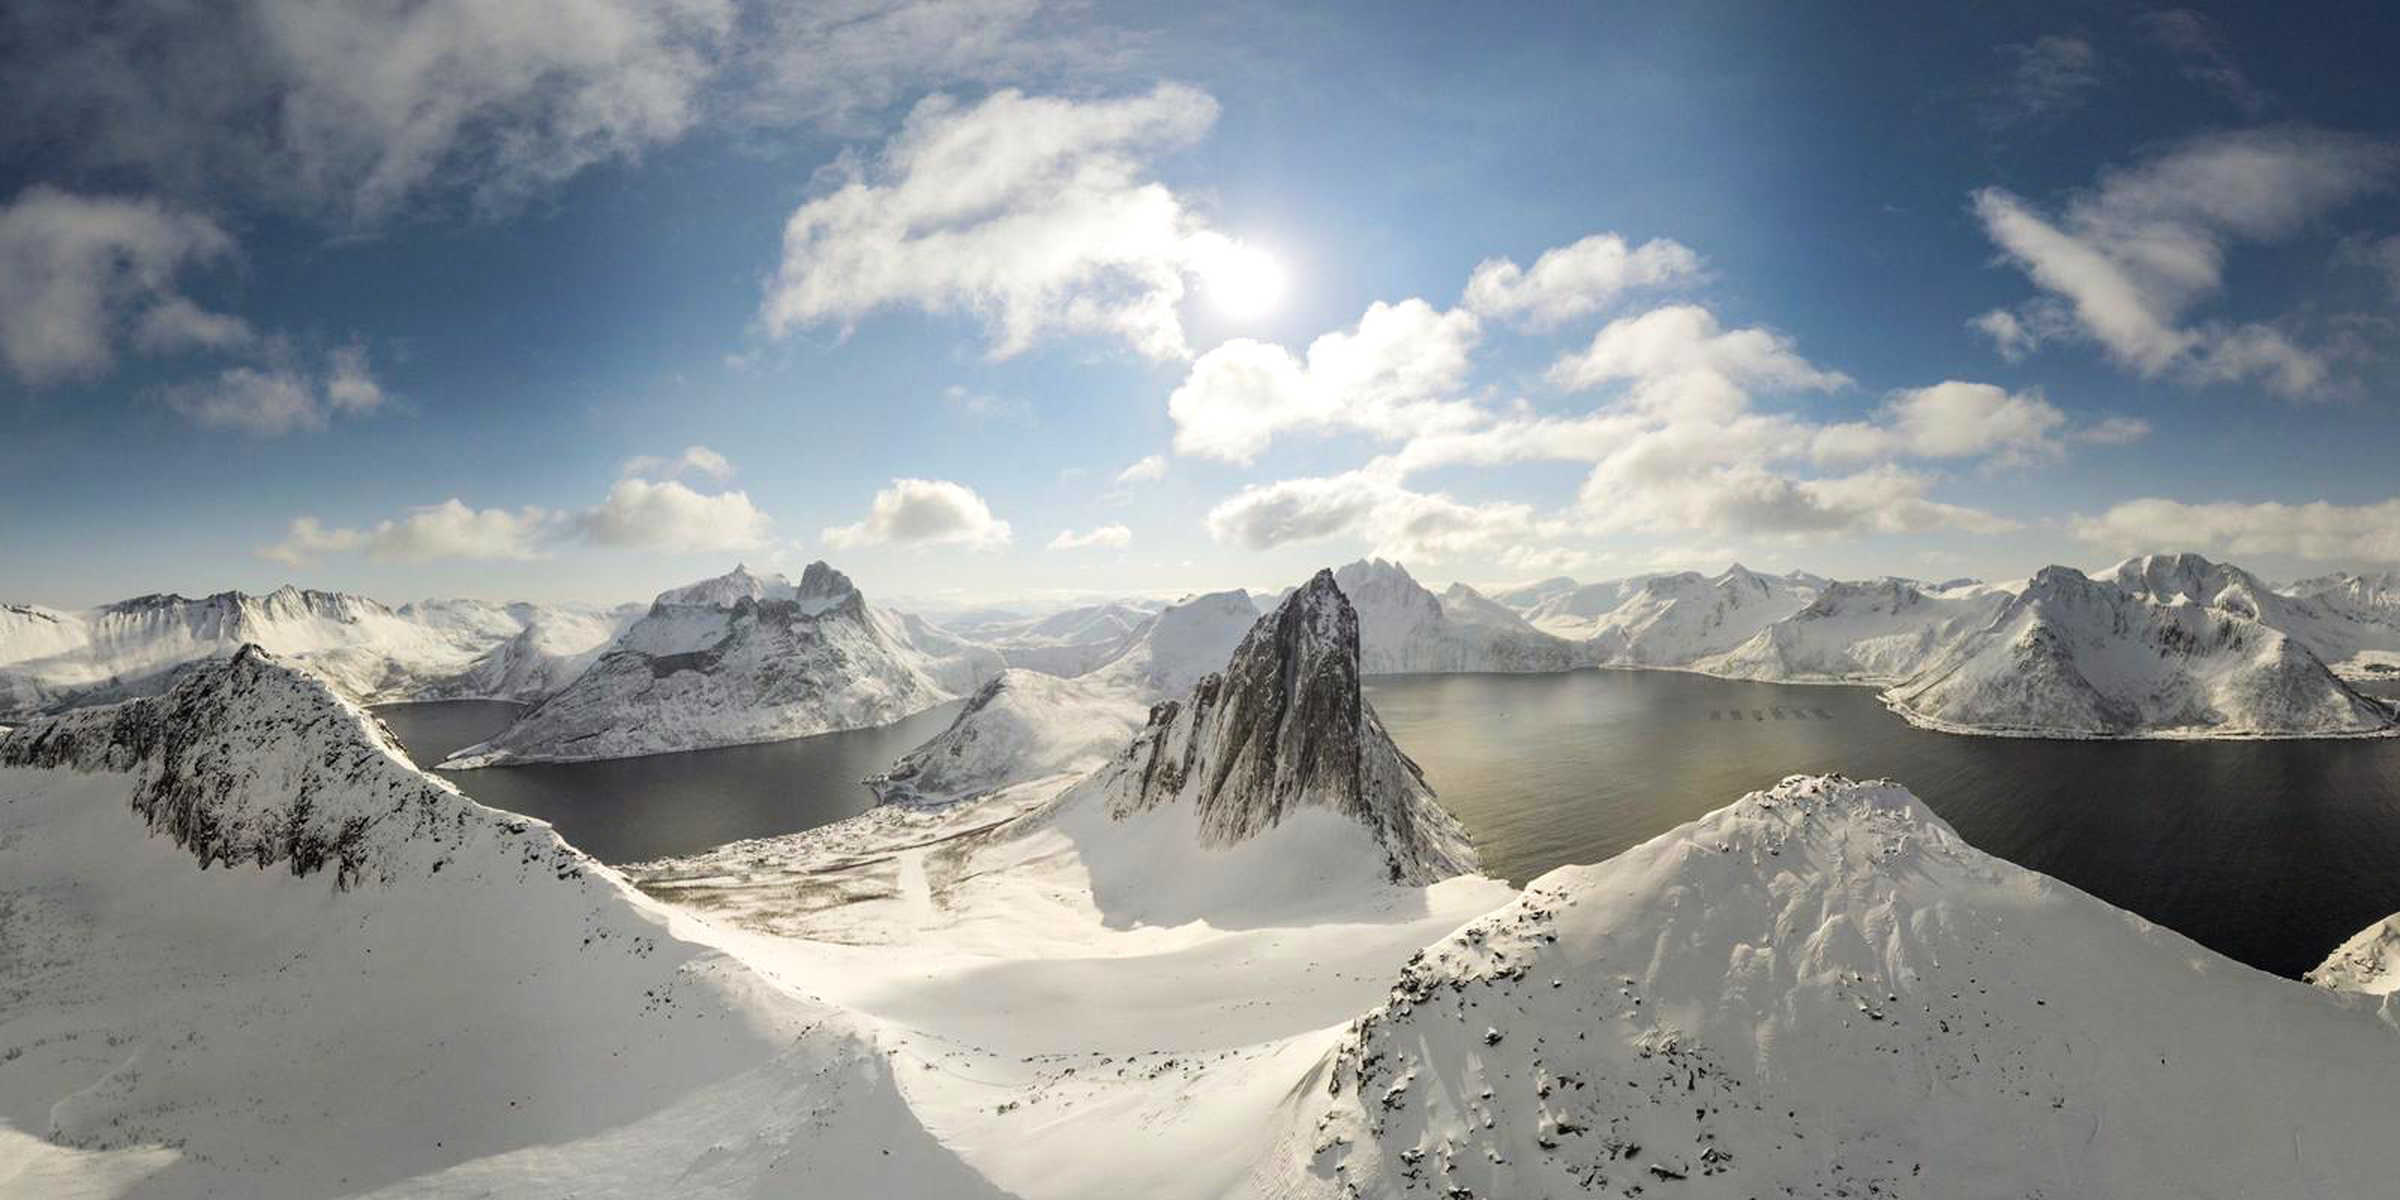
1085;569;1477;885
794;560;865;617
1716;562;1770;595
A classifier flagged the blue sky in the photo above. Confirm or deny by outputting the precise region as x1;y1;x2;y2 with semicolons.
4;0;2398;608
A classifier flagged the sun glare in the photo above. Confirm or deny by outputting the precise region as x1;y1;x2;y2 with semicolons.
1202;241;1287;320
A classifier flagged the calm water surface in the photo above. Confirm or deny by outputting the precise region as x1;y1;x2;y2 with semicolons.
1366;670;2400;979
378;672;2400;978
373;699;961;863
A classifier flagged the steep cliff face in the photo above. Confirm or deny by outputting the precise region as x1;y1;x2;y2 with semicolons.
444;562;999;766
1257;775;2400;1199
1077;569;1477;885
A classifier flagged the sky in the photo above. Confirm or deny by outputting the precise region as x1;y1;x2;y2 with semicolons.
5;0;2399;610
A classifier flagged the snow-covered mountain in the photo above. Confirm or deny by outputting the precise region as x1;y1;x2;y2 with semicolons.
1486;574;1582;610
444;562;1002;767
1334;559;1587;674
1578;563;1822;665
0;647;998;1198
1886;563;2394;738
1065;568;1478;887
401;599;644;702
866;589;1259;807
1256;774;2400;1198
954;601;1159;677
0;585;627;719
1697;577;2014;683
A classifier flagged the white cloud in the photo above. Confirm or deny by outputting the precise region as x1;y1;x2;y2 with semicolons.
2074;496;2400;562
575;478;774;551
258;501;552;566
1971;129;2396;395
134;296;256;355
1461;233;1702;328
324;343;386;416
1047;523;1131;550
823;477;1012;550
1168;299;1484;463
2071;415;2153;445
762;84;1224;361
1988;35;2100;128
5;1;1111;227
1810;381;2077;468
259;469;772;564
621;445;735;481
0;186;237;384
159;343;391;435
1967;308;2034;361
1546;304;1849;416
1205;469;1556;562
1114;454;1167;484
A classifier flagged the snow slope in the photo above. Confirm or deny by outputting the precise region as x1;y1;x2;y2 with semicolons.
1698;577;2014;684
865;589;1260;808
1886;564;2394;738
0;647;997;1199
1579;564;1822;665
960;601;1157;677
1334;559;1587;675
2309;913;2400;997
1255;774;2400;1198
0;587;628;718
442;562;1001;767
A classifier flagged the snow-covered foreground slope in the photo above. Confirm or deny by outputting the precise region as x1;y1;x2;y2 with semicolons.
443;563;1001;766
0;648;997;1199
1335;560;1587;675
0;587;630;719
867;588;1259;807
1254;775;2400;1198
2310;912;2400;997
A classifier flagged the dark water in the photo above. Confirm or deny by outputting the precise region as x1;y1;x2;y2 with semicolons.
1364;670;2400;979
372;699;962;863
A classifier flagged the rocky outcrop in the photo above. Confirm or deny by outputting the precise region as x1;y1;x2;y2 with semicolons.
0;645;581;889
1078;569;1476;885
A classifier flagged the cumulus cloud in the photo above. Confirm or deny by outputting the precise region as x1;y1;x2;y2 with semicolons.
258;501;552;566
1047;523;1131;550
762;84;1225;361
622;445;735;481
1114;454;1167;484
1810;381;2094;468
2074;495;2400;562
0;186;238;384
1461;233;1703;328
1168;299;1484;463
259;454;775;563
159;342;391;435
1970;128;2396;395
4;1;1110;227
575;478;774;551
1546;304;1850;415
824;477;1013;550
1967;309;2035;361
1204;469;1555;561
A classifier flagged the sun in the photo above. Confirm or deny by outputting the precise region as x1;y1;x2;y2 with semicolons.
1200;241;1287;320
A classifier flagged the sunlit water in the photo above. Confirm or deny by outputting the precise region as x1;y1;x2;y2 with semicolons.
379;672;2400;978
1365;670;2400;978
373;699;961;863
